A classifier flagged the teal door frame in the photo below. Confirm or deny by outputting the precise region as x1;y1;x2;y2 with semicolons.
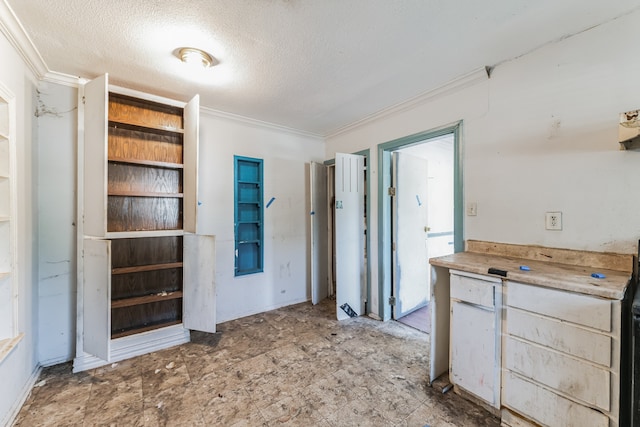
377;123;463;321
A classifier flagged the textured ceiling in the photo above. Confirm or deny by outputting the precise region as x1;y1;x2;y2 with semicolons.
7;0;640;135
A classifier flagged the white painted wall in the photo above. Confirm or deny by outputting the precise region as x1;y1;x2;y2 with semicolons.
0;28;39;427
197;111;324;323
326;8;640;318
35;82;77;366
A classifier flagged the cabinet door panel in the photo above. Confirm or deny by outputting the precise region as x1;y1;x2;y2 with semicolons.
183;95;199;234
450;301;495;404
83;239;111;361
505;336;610;411
508;281;611;332
503;371;608;427
183;234;216;333
83;74;108;237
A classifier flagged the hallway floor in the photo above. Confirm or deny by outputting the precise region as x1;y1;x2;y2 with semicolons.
13;299;499;426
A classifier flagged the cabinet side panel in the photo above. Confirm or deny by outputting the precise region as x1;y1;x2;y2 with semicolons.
83;239;111;361
83;75;108;237
183;234;215;333
183;95;199;233
429;265;450;383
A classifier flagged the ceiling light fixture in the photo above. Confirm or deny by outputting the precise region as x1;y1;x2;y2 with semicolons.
178;47;214;68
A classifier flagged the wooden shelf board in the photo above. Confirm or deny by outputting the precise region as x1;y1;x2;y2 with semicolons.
111;290;183;309
111;320;182;339
105;230;184;239
109;119;184;135
112;261;183;275
108;190;184;198
109;157;184;169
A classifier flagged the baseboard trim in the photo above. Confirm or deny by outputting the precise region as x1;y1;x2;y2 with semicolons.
2;364;42;427
72;325;190;373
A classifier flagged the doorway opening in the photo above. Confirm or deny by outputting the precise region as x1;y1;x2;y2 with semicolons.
377;123;462;327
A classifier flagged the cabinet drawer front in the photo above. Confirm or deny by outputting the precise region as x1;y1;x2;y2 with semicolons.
505;336;610;411
503;371;609;427
507;308;611;367
450;273;495;307
507;282;611;332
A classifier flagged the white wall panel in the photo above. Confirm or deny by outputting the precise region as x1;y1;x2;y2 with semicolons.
197;112;324;323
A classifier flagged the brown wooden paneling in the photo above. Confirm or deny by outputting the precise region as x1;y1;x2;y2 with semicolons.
111;299;182;338
111;268;183;300
108;126;183;164
109;93;183;130
111;236;183;267
107;196;182;232
108;163;182;195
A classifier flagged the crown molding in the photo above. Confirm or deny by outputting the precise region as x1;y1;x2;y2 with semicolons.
42;71;80;88
327;66;490;139
0;1;48;79
200;105;323;140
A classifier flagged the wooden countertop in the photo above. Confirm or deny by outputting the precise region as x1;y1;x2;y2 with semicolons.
429;241;634;300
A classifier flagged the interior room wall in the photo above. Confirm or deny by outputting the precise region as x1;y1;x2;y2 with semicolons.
35;81;77;366
0;28;39;427
195;111;325;323
326;8;640;318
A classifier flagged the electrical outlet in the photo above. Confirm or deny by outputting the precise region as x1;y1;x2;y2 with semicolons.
545;212;562;230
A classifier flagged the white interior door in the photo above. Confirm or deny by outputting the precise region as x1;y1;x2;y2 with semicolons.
335;153;365;320
310;162;328;305
183;234;216;333
392;152;429;319
83;238;111;361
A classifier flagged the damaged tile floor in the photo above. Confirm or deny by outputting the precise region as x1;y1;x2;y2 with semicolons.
14;300;500;426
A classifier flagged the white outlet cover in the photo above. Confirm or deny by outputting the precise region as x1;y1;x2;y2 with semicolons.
545;211;562;230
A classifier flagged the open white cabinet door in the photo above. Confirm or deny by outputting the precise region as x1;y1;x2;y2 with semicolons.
83;239;111;361
310;162;329;305
183;95;199;234
183;234;216;333
335;153;365;320
83;73;108;238
392;152;429;319
429;265;451;384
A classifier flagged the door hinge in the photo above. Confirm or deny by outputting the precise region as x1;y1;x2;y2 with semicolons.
388;187;396;196
389;296;396;306
392;242;396;251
